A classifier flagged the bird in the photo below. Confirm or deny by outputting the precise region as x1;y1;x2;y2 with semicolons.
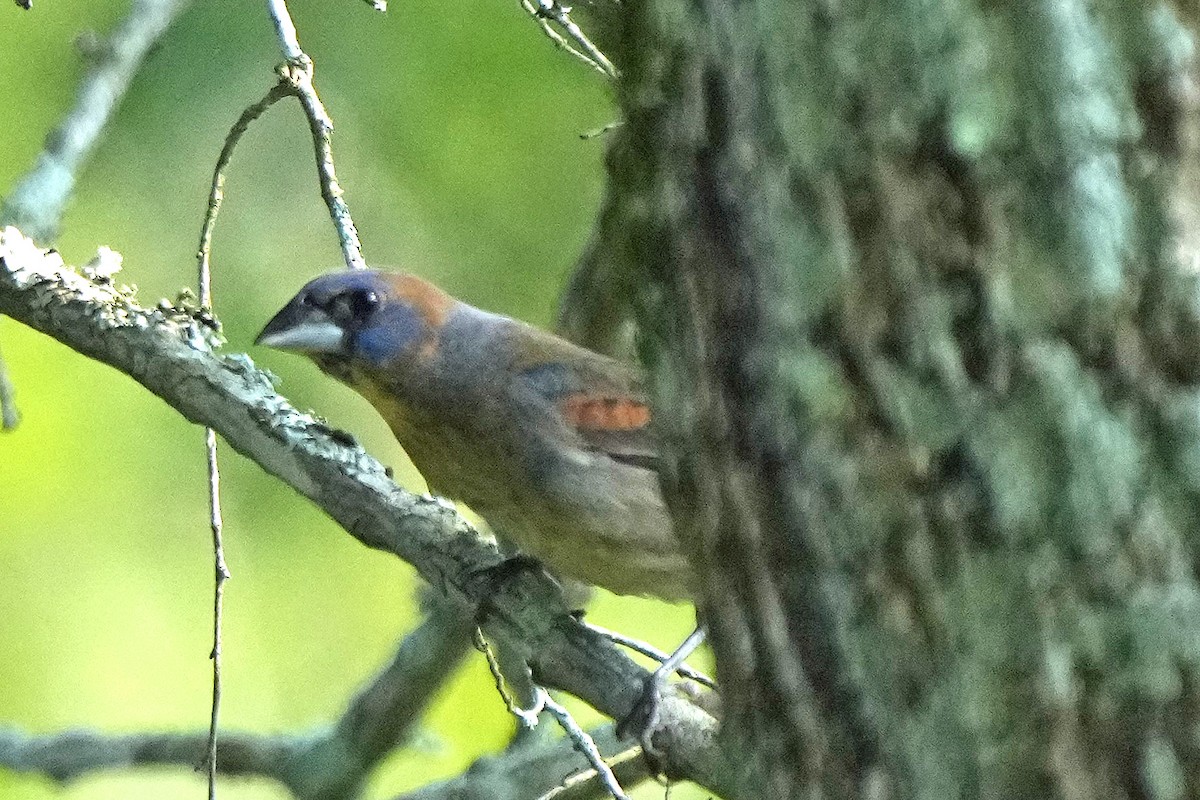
256;269;693;602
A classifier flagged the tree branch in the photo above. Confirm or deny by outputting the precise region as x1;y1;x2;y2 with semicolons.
0;226;741;799
0;0;192;241
322;592;476;787
395;725;649;800
1;592;469;799
0;0;190;433
265;0;367;271
0;727;291;785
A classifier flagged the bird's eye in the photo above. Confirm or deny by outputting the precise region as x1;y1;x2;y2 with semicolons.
328;289;379;326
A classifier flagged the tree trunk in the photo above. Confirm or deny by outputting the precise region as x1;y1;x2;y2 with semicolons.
589;1;1200;796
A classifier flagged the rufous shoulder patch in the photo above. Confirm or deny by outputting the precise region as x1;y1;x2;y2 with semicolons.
561;393;651;432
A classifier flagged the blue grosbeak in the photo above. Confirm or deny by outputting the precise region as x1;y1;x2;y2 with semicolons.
256;270;692;601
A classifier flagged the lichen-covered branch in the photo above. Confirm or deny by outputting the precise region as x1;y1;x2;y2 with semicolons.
0;227;739;798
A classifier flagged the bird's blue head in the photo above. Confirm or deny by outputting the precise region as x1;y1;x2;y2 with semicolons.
256;270;455;373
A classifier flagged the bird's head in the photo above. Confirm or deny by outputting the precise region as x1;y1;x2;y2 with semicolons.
255;270;454;379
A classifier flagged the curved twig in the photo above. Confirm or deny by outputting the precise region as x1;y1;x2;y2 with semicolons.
266;0;367;271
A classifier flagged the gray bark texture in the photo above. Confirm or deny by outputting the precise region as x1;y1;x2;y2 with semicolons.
577;1;1200;797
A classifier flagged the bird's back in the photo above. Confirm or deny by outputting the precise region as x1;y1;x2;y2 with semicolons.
376;305;693;600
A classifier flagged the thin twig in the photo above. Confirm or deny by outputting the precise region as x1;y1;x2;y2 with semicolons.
198;5;365;279
196;83;292;283
203;427;229;799
180;4;398;787
534;742;646;800
0;0;192;241
475;628;546;728
539;1;617;77
197;130;235;796
266;0;367;270
0;338;18;430
266;0;302;60
542;692;630;800
192;78;302;800
476;629;630;800
579;121;623;140
582;622;714;688
396;724;649;800
520;0;609;76
521;0;617;79
194;82;264;799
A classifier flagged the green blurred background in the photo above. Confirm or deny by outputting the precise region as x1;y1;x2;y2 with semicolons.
0;2;703;798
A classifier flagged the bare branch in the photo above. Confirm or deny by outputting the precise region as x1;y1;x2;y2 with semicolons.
0;0;192;241
520;0;609;77
267;0;303;60
0;719;650;800
266;0;367;271
328;592;475;772
521;0;616;78
581;622;714;689
476;628;547;727
0;594;474;799
396;725;649;800
197;83;292;302
193;85;298;800
0;0;190;435
475;629;633;799
541;693;629;800
0;727;293;786
0;228;741;798
534;742;648;800
202;424;229;800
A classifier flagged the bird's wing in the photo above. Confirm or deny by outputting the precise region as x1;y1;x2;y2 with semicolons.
511;328;659;472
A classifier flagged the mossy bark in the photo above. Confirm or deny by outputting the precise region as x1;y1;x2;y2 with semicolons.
584;1;1200;797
